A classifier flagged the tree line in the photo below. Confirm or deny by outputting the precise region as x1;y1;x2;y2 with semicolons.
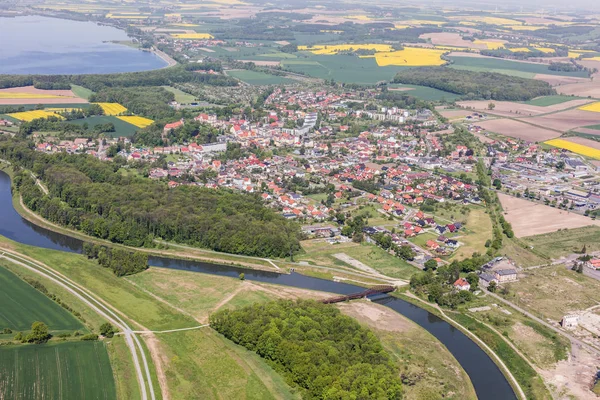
0;64;238;92
1;138;300;259
393;67;555;101
210;300;403;399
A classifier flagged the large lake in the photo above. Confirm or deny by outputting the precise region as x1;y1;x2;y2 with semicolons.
0;15;167;74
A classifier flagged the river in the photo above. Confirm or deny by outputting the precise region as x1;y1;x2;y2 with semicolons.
0;170;516;399
0;16;167;74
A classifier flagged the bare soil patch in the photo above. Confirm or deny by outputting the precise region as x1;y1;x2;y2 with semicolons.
497;192;600;236
197;47;215;53
419;32;477;48
540;346;600;400
460;99;592;116
439;109;469;119
534;74;590;86
337;301;411;332
237;60;281;66
0;86;87;105
525;109;600;132
476;119;560;141
388;87;414;92
557;81;600;98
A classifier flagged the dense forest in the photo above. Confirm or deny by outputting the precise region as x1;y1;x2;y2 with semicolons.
1;138;300;258
393;68;555;101
0;65;237;92
210;300;403;399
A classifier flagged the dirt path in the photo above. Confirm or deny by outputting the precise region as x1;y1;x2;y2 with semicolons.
142;333;170;400
211;284;246;313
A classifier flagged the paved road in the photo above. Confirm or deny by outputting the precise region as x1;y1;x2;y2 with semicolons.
0;250;156;400
484;288;600;356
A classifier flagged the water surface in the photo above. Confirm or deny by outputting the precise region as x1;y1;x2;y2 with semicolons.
0;16;166;74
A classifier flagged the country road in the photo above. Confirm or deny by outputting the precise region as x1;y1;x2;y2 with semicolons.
484;288;600;356
0;250;156;400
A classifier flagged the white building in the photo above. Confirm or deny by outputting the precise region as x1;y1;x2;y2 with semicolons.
561;314;579;329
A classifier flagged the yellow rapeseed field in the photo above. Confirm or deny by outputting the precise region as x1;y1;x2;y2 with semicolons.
397;20;447;26
579;102;600;113
171;33;214;39
7;110;64;122
473;40;505;50
532;47;555;53
508;47;531;52
94;103;128;115
344;15;372;21
366;47;447;67
0;92;62;99
117;116;154;128
504;25;544;31
299;44;393;55
545;139;600;160
456;16;523;26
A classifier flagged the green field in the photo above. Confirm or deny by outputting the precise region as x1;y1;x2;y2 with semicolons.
388;83;461;101
284;55;409;84
227;70;294;85
0;341;116;399
581;124;600;130
298;240;418;280
70;115;139;138
70;84;94;100
448;56;590;78
0;265;84;333
523;95;583;106
161;86;197;103
523;225;600;258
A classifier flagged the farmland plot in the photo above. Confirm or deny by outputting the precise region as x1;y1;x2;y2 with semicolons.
0;342;116;399
0;265;83;332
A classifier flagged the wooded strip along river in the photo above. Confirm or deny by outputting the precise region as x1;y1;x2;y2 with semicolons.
0;170;515;399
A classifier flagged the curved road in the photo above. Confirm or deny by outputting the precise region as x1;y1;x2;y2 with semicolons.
0;250;155;400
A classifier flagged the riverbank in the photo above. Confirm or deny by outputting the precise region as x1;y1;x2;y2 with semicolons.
152;47;177;68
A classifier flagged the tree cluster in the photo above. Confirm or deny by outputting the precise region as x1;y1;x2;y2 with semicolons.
210;300;403;399
393;68;555;101
83;243;149;276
